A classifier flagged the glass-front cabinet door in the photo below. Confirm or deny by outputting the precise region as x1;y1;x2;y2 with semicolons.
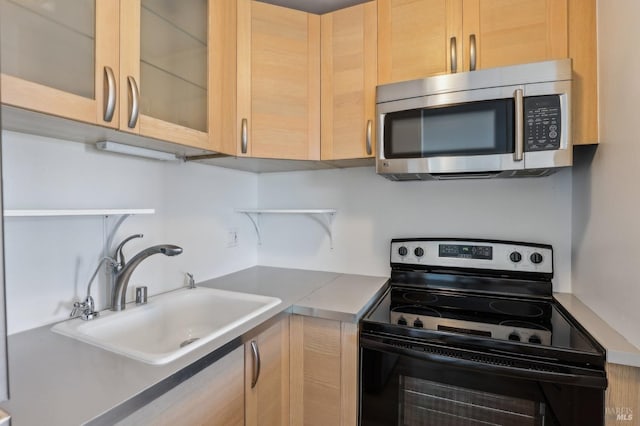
0;0;119;127
120;0;212;150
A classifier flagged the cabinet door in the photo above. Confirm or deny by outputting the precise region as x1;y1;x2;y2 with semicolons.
120;0;212;150
290;315;358;426
378;0;462;84
462;0;567;71
321;2;377;160
237;0;321;160
116;346;245;426
245;317;290;426
0;0;119;127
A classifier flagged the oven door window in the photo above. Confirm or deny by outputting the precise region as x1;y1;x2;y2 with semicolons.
360;344;604;426
383;99;514;159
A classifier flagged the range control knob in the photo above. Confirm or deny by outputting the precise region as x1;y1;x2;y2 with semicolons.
530;252;544;264
508;332;521;341
413;318;423;328
398;246;408;256
509;251;522;263
397;316;407;326
528;335;542;344
414;247;425;257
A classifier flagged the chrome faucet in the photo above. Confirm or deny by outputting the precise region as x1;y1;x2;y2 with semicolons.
111;234;183;311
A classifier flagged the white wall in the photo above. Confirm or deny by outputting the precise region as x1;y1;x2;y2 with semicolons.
257;166;573;291
2;131;258;334
571;0;640;348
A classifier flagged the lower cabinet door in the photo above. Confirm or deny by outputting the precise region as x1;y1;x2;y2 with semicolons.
290;315;359;426
116;346;244;426
245;317;290;426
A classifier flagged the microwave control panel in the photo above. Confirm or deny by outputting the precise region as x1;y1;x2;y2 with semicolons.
524;95;561;151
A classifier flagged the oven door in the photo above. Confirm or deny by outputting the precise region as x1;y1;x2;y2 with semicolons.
360;333;605;426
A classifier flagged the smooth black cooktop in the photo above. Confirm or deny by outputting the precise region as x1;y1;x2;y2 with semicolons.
364;286;603;356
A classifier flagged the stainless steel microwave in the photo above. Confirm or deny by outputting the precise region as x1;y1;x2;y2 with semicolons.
376;59;572;180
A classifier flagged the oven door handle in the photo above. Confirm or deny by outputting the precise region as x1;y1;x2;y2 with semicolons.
360;335;607;389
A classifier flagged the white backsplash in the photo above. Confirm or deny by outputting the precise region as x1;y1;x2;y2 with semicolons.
257;166;573;291
2;131;259;334
2;130;574;335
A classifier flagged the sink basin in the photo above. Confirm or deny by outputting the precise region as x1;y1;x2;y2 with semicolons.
52;287;281;365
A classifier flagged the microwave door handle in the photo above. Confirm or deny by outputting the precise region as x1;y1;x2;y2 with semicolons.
514;89;524;162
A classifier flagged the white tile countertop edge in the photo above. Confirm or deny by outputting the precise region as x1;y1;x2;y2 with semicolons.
554;292;640;368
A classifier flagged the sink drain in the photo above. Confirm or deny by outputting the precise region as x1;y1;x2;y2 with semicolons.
180;337;200;348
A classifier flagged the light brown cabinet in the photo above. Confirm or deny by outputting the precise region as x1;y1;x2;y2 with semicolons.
1;0;228;151
0;0;119;128
246;317;290;426
290;315;358;426
119;0;222;150
321;2;377;160
605;363;640;425
234;0;320;160
461;0;567;71
378;0;567;82
116;346;245;426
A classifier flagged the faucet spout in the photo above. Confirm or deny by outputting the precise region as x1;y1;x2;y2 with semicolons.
111;244;183;311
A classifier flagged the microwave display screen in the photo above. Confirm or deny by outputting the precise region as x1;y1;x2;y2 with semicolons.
384;99;514;158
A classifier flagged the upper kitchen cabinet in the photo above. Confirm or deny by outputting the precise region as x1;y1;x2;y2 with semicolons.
377;0;462;84
321;2;377;160
235;0;321;160
119;0;216;150
0;0;119;127
461;0;567;71
378;0;566;82
378;0;597;145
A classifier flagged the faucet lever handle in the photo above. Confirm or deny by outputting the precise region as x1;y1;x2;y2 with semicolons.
114;234;144;267
186;272;195;289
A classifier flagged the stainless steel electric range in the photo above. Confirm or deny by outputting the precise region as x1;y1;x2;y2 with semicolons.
360;238;607;426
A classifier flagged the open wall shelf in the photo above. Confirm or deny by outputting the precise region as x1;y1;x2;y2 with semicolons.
236;209;337;249
3;209;155;217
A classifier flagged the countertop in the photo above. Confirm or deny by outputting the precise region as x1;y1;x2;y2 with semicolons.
554;292;640;368
0;266;388;426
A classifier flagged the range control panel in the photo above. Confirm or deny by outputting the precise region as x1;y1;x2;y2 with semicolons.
391;239;553;275
524;95;561;152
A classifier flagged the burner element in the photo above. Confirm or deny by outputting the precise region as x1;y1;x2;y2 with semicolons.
489;300;544;318
402;292;438;304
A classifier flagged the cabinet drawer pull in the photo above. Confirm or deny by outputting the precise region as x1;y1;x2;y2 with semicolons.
241;118;248;154
127;76;140;128
103;66;116;122
365;120;373;156
450;37;457;73
469;34;477;71
250;340;261;388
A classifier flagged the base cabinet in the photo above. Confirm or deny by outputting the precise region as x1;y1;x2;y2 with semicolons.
605;363;640;425
115;346;244;426
290;315;358;426
246;317;291;426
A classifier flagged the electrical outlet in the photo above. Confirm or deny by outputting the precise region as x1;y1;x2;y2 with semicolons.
227;228;239;247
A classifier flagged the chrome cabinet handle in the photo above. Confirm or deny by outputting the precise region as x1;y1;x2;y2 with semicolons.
514;88;524;162
241;118;248;154
450;36;457;73
250;340;261;389
127;76;140;128
469;34;477;71
103;66;116;122
365;120;373;156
